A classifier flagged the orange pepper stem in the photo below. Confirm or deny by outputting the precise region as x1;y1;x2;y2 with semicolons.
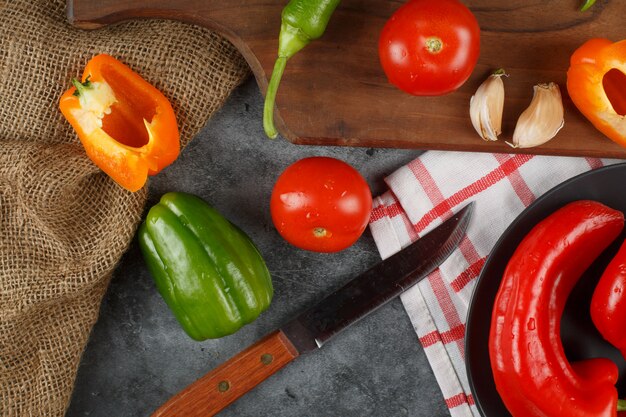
619;400;626;412
580;0;596;11
71;75;92;97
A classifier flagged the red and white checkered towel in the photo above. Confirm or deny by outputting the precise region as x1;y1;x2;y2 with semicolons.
368;151;617;417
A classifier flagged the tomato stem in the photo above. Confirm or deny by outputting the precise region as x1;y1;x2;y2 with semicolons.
313;227;330;238
425;37;443;54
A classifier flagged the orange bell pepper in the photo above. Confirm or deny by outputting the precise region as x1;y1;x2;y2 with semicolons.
567;39;626;149
59;54;180;192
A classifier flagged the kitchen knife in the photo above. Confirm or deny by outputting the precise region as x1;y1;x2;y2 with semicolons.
152;202;474;417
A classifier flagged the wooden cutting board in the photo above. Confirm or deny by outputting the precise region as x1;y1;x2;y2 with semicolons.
68;0;626;157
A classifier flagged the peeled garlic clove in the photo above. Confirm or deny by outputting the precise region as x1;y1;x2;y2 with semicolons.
509;83;564;149
470;69;506;141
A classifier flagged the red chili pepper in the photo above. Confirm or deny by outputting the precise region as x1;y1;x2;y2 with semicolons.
489;200;624;417
591;239;626;414
592;241;626;355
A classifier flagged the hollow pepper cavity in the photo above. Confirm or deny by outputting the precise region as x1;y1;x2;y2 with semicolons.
59;54;180;192
489;200;625;417
263;0;341;138
567;39;626;149
138;192;273;341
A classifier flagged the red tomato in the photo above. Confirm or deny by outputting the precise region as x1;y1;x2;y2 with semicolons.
378;0;480;96
270;157;372;253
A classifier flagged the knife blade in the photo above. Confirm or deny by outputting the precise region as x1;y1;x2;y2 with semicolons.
152;203;474;417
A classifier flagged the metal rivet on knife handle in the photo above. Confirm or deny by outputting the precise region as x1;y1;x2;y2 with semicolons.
260;353;274;365
217;381;230;392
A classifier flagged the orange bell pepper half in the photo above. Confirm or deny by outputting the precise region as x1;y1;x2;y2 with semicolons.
59;54;180;192
567;38;626;149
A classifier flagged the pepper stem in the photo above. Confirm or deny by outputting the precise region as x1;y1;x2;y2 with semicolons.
618;399;626;412
580;0;596;11
72;75;92;97
262;21;310;139
263;57;287;139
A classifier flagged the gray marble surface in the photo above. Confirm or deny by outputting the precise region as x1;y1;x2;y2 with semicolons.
65;78;450;417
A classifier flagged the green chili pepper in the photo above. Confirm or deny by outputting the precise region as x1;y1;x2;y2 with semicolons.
138;192;273;340
580;0;596;11
263;0;341;139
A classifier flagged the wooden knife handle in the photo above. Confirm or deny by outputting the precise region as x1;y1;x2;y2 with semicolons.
152;330;299;417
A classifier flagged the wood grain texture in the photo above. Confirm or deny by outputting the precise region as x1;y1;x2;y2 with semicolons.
68;0;626;157
151;330;299;417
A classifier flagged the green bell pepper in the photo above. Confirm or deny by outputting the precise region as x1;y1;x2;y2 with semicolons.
138;192;273;341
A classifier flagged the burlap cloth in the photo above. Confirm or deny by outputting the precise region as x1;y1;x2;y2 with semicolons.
0;1;250;415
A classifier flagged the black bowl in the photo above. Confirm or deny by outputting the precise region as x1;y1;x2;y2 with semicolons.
465;163;626;417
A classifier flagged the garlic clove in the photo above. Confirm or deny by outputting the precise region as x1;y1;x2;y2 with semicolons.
509;82;564;149
470;69;506;141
